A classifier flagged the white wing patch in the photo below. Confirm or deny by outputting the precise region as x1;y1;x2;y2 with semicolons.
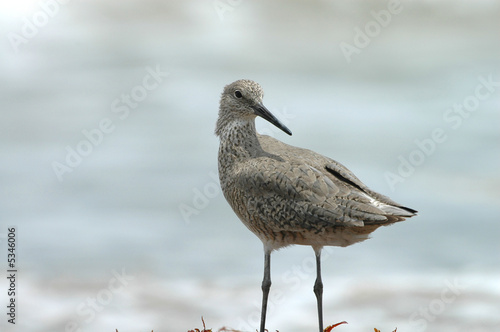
362;193;414;217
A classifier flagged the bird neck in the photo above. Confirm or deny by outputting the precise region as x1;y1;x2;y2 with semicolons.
217;118;264;162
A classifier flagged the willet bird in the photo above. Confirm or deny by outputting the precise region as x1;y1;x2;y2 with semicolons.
215;79;417;332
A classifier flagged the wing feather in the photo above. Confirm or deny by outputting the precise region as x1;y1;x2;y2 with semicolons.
229;135;417;235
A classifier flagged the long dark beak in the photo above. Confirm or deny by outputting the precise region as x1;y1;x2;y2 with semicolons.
252;103;292;136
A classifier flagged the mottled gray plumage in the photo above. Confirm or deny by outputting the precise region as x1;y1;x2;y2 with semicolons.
215;79;417;332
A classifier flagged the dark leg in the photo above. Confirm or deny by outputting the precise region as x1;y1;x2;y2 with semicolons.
260;250;272;332
313;247;323;332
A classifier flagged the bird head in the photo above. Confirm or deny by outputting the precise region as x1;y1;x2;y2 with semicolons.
216;79;292;136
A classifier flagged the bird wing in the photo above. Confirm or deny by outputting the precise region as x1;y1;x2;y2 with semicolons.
232;135;416;233
234;158;391;234
260;134;416;216
324;160;417;218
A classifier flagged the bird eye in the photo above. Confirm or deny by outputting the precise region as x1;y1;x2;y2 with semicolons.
234;90;243;98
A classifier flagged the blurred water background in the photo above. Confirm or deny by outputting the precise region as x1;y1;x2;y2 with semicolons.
0;0;499;331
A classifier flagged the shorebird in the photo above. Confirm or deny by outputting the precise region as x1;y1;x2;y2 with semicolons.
215;79;417;332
